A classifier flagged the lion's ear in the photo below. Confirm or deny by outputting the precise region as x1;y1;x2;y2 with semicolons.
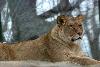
57;15;66;26
78;15;84;22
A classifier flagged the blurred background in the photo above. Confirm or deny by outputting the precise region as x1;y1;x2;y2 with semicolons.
0;0;100;61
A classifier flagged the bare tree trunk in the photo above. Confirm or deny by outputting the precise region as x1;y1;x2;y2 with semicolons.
38;0;71;19
0;14;3;42
84;1;100;60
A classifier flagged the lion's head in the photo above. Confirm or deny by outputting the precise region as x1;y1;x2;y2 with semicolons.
54;15;84;43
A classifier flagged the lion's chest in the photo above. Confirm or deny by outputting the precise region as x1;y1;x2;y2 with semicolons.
48;42;81;57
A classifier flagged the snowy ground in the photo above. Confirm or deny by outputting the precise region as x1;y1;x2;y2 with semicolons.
0;61;100;67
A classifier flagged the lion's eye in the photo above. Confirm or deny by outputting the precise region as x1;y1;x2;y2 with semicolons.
79;25;82;26
69;25;73;27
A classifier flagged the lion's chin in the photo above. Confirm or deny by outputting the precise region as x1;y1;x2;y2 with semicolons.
71;37;82;44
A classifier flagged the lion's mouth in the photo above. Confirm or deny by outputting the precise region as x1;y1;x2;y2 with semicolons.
71;37;82;41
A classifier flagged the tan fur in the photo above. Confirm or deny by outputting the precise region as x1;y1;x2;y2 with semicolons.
0;15;100;65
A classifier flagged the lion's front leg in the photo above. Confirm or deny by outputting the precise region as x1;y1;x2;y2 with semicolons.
68;56;100;65
49;51;100;65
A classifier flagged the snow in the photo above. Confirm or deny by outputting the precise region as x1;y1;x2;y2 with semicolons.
0;61;99;67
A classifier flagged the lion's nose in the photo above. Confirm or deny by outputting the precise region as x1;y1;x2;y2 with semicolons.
77;32;82;36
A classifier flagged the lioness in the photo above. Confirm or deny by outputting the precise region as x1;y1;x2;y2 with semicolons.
0;15;99;65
